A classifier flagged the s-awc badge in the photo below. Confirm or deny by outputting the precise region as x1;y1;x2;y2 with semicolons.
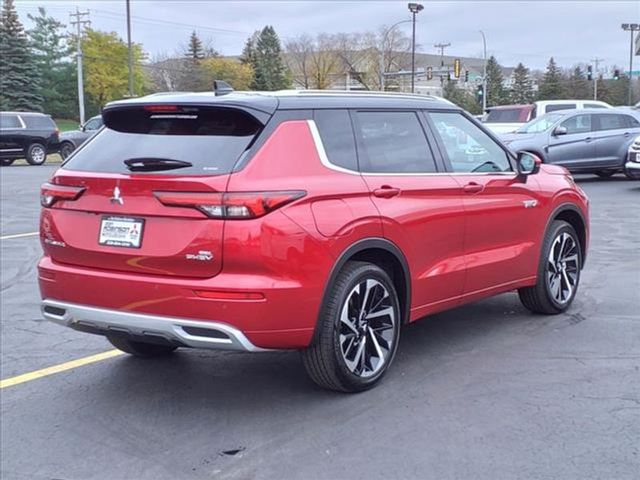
98;216;145;248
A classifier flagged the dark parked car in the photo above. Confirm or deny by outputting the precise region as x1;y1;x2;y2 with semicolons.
58;115;103;159
0;112;60;166
500;109;640;178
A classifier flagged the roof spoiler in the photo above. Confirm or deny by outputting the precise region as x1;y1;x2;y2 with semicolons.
214;80;234;96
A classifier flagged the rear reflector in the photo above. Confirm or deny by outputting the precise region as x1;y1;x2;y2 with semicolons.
40;182;85;207
154;191;306;219
194;290;265;300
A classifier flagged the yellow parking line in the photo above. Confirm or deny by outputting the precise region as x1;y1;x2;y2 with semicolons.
0;231;39;240
0;350;124;389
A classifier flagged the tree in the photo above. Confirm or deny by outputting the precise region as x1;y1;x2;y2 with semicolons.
83;29;147;109
485;56;507;107
537;57;565;100
186;30;204;60
240;31;259;66
285;34;314;89
443;80;481;115
0;0;43;111
564;66;590;99
251;26;290;90
200;57;254;90
510;62;534;104
27;7;76;118
599;70;630;106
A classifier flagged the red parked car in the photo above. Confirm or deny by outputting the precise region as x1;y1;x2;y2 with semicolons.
39;91;589;392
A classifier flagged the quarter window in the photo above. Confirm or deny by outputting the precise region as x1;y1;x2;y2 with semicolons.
560;114;591;134
314;110;357;171
428;111;512;173
355;111;437;173
545;103;576;113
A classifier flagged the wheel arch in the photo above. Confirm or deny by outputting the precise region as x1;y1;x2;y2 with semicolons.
317;238;412;336
548;203;588;267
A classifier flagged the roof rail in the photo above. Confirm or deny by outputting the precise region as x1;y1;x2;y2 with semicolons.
274;89;442;101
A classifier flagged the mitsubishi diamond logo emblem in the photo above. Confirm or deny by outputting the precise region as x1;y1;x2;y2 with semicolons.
110;186;124;205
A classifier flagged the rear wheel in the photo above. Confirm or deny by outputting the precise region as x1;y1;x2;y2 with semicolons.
107;336;178;357
25;143;47;165
595;170;615;179
0;159;14;166
519;220;581;314
59;141;75;160
302;261;401;392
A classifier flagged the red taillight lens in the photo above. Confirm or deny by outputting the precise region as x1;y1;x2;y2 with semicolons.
40;182;85;207
154;191;306;219
143;105;179;112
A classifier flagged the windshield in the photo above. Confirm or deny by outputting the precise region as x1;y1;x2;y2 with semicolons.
516;113;564;134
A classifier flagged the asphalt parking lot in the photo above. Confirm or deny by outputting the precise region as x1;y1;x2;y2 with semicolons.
1;164;639;480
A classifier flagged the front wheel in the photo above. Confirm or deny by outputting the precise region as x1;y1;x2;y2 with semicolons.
519;220;582;314
107;336;178;357
59;142;75;160
25;143;47;165
302;261;401;392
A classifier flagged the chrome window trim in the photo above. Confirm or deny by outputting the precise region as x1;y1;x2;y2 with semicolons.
306;119;518;178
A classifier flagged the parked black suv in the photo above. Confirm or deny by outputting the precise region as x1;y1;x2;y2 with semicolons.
0;112;60;166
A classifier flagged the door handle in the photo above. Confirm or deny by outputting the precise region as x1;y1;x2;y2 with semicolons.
584;137;592;143
624;132;631;137
373;185;401;198
463;182;484;194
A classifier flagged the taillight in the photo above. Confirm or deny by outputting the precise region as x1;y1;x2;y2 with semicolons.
40;182;85;207
154;191;306;219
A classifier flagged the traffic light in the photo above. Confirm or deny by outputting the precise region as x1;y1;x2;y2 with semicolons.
613;69;620;80
453;58;461;78
426;66;433;80
476;84;484;101
464;70;469;82
587;65;592;81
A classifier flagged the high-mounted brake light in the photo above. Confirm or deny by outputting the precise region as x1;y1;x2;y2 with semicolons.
40;182;85;207
154;191;306;219
143;105;179;112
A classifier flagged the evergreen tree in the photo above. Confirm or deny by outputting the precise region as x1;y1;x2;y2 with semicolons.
180;31;206;91
565;66;590;99
27;7;76;118
537;57;565;100
443;80;481;115
510;62;534;104
186;31;204;60
485;56;507;107
251;26;290;91
0;0;43;111
599;72;630;106
240;31;259;65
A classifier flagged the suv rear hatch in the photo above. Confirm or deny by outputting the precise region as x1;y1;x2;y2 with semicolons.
42;102;270;278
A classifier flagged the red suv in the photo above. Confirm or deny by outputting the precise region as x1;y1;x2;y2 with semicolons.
39;91;589;392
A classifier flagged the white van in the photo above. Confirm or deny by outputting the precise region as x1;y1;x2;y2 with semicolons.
484;99;612;134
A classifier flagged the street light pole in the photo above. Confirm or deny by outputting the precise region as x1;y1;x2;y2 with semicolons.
622;23;639;106
408;3;424;93
479;30;487;113
380;19;412;91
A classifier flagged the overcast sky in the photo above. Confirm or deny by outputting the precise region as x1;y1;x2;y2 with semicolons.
14;0;640;71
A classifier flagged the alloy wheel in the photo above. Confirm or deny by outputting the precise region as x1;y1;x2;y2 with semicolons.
31;146;46;164
338;278;397;378
547;232;579;304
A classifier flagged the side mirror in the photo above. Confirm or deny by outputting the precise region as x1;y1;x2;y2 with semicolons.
80;124;85;132
553;125;568;136
517;151;541;175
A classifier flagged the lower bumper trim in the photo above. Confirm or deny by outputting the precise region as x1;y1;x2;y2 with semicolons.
41;299;268;352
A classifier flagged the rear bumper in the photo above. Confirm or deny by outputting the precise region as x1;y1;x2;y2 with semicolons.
42;299;266;352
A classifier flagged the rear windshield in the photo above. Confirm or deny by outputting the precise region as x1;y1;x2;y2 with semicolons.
485;108;525;123
23;115;56;129
63;106;263;175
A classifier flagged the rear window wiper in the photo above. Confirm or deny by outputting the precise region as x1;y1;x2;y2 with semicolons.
124;157;193;172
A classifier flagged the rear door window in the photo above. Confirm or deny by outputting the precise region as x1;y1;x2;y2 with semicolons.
354;111;437;173
594;114;627;131
63;106;263;175
0;114;22;129
22;115;56;129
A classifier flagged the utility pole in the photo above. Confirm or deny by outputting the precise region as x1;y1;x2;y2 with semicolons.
434;42;451;87
591;57;604;100
126;0;134;97
622;24;640;106
479;31;487;113
69;8;90;124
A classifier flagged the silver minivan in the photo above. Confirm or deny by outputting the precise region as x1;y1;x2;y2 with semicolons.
500;109;640;177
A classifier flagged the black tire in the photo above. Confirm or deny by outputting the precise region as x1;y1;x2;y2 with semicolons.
59;142;75;160
0;159;14;166
595;170;615;179
107;335;178;357
25;143;47;165
302;261;401;393
518;220;582;314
